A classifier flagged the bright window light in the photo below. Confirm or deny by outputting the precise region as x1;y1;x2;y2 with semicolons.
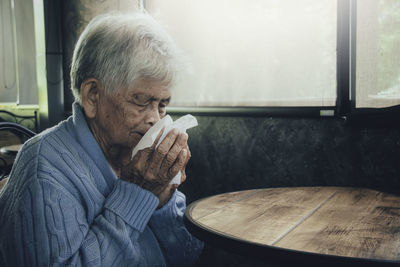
146;0;337;107
356;0;400;108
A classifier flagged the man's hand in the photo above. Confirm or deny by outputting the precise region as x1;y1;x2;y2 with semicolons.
120;128;190;208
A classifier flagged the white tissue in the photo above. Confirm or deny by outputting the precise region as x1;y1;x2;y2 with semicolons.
131;114;198;185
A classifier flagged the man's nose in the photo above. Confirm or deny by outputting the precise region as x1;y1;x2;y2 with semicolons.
145;105;160;127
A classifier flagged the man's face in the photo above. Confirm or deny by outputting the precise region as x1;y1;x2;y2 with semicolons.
95;79;171;150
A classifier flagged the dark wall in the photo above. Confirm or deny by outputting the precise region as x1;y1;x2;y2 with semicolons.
179;115;400;204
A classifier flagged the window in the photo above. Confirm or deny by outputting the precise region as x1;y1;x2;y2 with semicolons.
146;0;337;107
0;0;43;106
355;0;400;108
0;0;18;103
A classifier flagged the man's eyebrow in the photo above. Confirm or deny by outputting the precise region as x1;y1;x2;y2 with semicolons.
148;96;170;102
131;93;170;103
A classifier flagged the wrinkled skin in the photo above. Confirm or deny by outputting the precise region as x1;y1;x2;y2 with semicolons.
81;78;191;208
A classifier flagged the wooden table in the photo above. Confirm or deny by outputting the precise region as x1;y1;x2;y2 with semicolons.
185;187;400;266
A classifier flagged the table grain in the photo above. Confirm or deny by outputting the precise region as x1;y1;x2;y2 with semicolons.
185;187;400;266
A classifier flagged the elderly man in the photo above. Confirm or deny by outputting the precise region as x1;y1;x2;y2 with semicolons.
0;13;203;266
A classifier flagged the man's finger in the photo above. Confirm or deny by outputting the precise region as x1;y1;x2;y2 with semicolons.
183;146;191;167
160;132;188;173
168;149;187;179
132;147;152;170
148;128;180;172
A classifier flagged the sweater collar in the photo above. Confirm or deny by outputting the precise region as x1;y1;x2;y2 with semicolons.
71;102;117;189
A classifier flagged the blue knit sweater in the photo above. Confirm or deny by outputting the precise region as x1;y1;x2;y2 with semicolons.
0;103;203;266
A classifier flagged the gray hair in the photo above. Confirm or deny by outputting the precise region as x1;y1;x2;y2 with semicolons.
70;12;182;104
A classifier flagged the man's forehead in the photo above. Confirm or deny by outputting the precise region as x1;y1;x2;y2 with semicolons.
132;79;170;91
128;80;171;99
133;78;170;88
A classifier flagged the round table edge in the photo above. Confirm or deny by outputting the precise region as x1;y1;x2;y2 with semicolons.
184;188;400;267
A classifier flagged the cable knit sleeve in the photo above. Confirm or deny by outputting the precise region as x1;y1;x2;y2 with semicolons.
149;190;204;266
10;177;159;267
0;137;162;267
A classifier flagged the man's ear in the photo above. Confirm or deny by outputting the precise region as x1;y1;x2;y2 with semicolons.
81;78;101;119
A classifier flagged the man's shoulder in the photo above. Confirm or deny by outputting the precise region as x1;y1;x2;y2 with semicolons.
3;121;80;202
28;119;79;152
17;120;85;174
8;120;95;197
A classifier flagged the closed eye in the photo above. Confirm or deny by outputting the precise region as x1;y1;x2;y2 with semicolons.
160;98;170;107
130;94;151;106
127;100;147;108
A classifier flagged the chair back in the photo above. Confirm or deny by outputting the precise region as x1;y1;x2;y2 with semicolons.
0;110;38;133
0;122;36;180
0;122;36;140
